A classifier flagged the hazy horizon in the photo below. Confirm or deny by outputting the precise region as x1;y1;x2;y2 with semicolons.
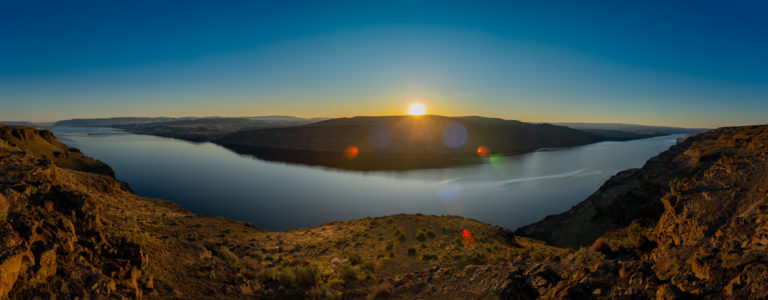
2;114;720;129
2;1;767;128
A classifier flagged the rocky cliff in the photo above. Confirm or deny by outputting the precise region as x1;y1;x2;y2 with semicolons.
0;128;146;298
516;138;696;247
0;126;115;177
519;125;768;297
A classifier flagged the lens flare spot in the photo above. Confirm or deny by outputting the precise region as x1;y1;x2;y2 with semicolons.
461;228;476;249
367;124;392;148
477;146;491;158
442;122;468;148
437;183;461;202
344;146;359;159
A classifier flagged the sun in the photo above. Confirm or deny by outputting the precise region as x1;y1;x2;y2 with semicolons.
408;103;426;115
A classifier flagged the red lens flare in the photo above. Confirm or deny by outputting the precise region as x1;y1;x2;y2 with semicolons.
476;146;491;158
344;146;359;159
461;228;476;249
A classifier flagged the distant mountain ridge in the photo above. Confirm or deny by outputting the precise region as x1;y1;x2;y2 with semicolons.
556;122;705;131
53;116;325;127
53;116;327;142
556;122;706;141
0;121;40;127
214;115;603;170
218;115;600;154
53;117;182;127
49;115;702;170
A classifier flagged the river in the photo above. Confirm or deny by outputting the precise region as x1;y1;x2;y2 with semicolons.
52;127;681;231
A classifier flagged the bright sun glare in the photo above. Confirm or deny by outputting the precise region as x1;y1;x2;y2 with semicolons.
408;103;426;115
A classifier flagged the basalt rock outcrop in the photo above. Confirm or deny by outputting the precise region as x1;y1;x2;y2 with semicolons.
516;138;698;247
0;128;148;299
519;125;768;297
0;126;115;176
648;126;768;297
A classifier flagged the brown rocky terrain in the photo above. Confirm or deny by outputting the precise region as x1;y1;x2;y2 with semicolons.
520;125;768;297
0;126;115;177
516;138;698;247
3;124;768;299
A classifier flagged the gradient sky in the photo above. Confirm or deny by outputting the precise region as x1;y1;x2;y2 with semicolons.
1;0;767;127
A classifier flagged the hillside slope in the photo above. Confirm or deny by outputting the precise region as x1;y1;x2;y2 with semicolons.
53;116;325;142
215;115;601;170
556;123;705;141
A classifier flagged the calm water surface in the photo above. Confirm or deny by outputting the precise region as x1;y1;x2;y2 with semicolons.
52;127;681;231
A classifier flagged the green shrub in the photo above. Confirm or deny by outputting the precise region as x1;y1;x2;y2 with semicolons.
416;233;427;242
421;254;438;261
669;178;684;198
608;221;654;254
573;248;605;264
349;253;363;265
624;222;649;248
528;250;550;261
241;257;261;279
385;241;394;251
281;264;319;287
216;246;242;269
362;261;376;272
340;263;359;282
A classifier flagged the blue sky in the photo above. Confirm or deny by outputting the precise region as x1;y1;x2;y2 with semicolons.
1;0;767;127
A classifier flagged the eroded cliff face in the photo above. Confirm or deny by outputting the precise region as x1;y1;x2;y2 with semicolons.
516;135;709;247
0;127;149;299
0;126;115;176
519;125;768;297
649;126;768;297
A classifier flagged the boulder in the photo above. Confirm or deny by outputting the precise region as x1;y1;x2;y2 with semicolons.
0;248;29;299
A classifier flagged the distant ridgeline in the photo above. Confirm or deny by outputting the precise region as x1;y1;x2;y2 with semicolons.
51;115;703;171
52;116;324;142
213;116;707;171
212;116;601;170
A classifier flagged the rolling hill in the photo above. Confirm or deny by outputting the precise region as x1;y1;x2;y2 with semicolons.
214;115;603;170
